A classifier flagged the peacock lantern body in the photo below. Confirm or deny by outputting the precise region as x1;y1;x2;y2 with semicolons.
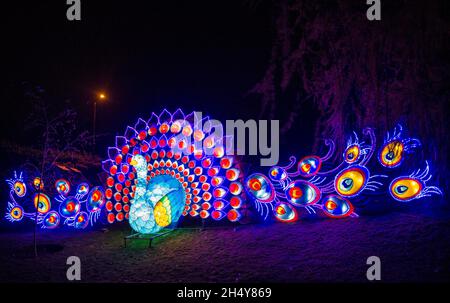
129;154;186;234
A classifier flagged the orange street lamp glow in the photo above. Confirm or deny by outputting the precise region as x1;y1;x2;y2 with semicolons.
93;91;107;147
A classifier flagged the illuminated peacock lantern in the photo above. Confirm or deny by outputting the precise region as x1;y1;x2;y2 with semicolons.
5;108;443;232
101;109;246;233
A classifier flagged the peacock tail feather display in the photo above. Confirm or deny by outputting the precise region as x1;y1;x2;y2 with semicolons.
5;108;443;233
4;172;106;229
101;109;246;234
244;126;443;222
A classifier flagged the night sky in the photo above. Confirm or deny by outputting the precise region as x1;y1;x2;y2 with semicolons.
2;1;280;154
2;1;447;176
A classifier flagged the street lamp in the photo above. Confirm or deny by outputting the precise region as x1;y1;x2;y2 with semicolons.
93;92;107;147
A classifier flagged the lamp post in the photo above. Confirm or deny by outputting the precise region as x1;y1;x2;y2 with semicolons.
93;92;106;147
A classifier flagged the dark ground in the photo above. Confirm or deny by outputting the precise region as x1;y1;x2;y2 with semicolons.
0;212;449;283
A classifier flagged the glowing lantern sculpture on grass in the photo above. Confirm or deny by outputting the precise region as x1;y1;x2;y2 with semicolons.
4;171;105;229
4;107;443;232
102;109;246;234
245;125;442;222
389;161;442;202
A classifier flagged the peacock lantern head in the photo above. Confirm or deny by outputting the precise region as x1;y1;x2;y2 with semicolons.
130;154;147;171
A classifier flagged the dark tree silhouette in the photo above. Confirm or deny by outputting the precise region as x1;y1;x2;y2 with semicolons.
251;0;449;191
19;85;97;256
